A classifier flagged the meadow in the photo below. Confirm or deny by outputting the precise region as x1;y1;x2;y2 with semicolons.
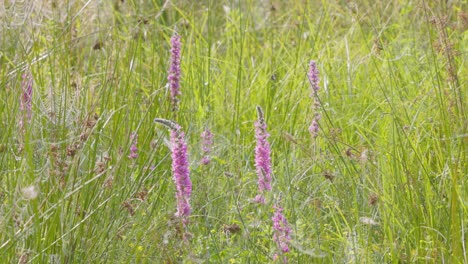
0;0;467;263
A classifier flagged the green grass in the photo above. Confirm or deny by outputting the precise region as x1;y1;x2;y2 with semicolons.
1;0;466;263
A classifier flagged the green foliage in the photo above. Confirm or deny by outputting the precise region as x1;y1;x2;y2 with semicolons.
0;0;466;263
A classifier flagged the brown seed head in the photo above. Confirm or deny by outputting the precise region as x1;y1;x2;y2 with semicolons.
323;171;335;182
369;193;378;206
223;223;241;234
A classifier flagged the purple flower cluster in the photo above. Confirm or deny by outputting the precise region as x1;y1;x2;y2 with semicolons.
19;73;33;130
308;114;321;137
168;32;181;111
253;194;266;204
128;132;138;159
254;106;272;199
308;60;321;138
308;60;320;95
200;128;213;165
170;125;192;219
272;203;292;255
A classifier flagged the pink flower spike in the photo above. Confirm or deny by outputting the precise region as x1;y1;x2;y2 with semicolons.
308;60;321;138
168;32;181;111
254;106;272;193
170;126;192;219
309;119;319;138
308;60;320;95
154;118;192;223
200;128;213;165
272;202;292;256
128;132;138;159
253;194;266;204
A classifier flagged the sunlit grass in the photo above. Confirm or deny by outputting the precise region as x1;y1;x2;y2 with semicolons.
0;0;466;263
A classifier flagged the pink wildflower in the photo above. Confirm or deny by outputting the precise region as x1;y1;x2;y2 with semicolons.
253;194;266;204
308;60;320;95
168;32;181;111
308;60;321;138
128;132;138;159
170;126;192;218
308;113;321;137
200;128;213;165
154;118;192;221
254;106;272;193
272;203;292;256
